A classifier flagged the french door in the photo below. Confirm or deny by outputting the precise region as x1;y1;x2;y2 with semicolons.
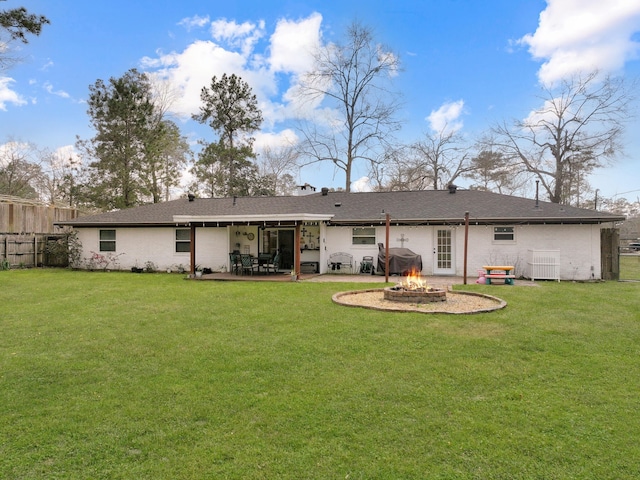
433;228;455;275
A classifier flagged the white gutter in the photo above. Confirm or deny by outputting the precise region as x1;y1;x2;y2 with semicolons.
173;213;334;223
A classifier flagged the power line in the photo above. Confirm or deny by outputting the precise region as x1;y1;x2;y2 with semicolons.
611;189;640;198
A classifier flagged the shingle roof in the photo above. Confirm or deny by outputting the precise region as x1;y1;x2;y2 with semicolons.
57;189;625;227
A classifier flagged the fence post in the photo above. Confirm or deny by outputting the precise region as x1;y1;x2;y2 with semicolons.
600;228;619;281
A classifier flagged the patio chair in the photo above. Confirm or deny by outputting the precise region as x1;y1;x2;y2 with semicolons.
240;254;257;275
229;252;241;275
265;253;280;274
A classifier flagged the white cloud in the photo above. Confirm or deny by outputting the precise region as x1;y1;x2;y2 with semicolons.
0;77;26;110
40;59;54;71
427;100;465;134
269;13;322;74
141;13;323;129
178;14;210;31
520;0;640;85
43;81;70;99
210;19;265;57
266;13;324;121
141;40;252;118
351;176;372;192
254;129;299;150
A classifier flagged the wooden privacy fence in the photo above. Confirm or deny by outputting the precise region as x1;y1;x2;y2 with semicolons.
0;197;79;234
601;228;619;281
1;234;69;268
0;197;77;268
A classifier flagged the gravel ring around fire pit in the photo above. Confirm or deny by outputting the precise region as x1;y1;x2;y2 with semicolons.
332;288;506;314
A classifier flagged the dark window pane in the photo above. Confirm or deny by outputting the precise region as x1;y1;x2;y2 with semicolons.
100;241;116;252
495;234;514;241
175;242;191;253
176;229;190;241
100;230;116;240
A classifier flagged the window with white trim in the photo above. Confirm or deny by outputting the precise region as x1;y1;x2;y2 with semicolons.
352;227;376;245
99;229;116;252
175;229;191;253
493;226;515;243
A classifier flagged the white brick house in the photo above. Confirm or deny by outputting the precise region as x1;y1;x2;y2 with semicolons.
57;187;624;280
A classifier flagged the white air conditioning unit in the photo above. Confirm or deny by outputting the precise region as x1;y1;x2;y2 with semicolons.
527;249;560;281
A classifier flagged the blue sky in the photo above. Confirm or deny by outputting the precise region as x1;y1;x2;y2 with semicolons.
2;0;640;201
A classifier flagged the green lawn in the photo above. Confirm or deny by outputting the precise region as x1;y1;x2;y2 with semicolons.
620;254;640;280
1;270;639;479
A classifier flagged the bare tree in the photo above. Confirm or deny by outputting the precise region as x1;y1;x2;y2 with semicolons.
606;194;640;213
149;76;181;119
296;21;402;192
145;76;191;202
492;71;634;204
0;140;86;206
0;140;42;199
366;143;403;191
257;144;299;196
410;129;471;190
36;148;81;206
380;129;470;191
465;137;529;195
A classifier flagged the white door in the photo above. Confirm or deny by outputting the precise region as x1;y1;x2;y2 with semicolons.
433;228;455;275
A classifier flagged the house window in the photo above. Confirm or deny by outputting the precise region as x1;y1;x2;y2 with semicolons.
493;226;515;242
352;227;376;245
175;229;191;253
99;230;116;252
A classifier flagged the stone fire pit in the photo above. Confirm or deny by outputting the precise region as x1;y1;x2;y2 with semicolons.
383;285;447;303
382;269;447;303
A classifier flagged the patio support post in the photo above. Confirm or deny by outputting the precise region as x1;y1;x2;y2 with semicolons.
294;224;301;280
463;211;469;285
385;213;390;283
190;224;196;274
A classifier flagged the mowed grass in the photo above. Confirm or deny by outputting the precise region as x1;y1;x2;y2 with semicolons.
620;254;640;280
1;270;639;479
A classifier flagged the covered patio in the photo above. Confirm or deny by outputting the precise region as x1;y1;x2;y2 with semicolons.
173;213;332;280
